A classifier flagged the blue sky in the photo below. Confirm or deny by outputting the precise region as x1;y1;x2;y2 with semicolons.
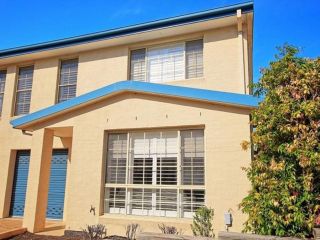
1;0;319;81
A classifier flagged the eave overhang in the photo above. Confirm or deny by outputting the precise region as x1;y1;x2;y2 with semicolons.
0;1;253;64
11;80;261;130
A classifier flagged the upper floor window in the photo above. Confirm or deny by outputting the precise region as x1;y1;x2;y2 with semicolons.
0;70;7;117
130;39;203;83
14;66;34;116
58;59;78;103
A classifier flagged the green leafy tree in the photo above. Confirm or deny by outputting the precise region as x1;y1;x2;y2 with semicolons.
240;45;320;238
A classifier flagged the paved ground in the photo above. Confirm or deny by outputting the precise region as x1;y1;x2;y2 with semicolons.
0;218;25;239
0;218;23;233
0;218;65;239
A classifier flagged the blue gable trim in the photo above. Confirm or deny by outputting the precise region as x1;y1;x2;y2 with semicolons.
0;2;253;59
11;81;261;129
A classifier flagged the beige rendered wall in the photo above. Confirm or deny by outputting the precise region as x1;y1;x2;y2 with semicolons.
0;23;252;236
0;130;72;219
20;93;252;236
0;24;249;122
0;61;72;216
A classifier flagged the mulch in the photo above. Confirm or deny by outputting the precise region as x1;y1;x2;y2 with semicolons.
9;232;128;240
9;232;79;240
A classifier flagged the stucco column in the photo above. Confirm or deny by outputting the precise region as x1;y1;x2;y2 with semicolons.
0;148;15;218
23;128;54;232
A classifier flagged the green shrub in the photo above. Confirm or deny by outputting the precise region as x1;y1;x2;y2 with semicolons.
240;45;320;238
191;206;214;238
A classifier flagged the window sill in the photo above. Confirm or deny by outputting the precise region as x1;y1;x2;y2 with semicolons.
100;213;193;223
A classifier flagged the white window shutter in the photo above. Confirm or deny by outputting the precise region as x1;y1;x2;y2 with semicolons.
0;70;7;116
181;130;205;185
186;39;203;78
130;49;146;81
58;59;78;103
15;66;34;116
105;130;205;218
106;134;127;184
147;43;185;83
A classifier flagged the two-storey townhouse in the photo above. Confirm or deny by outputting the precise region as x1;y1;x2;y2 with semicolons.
0;2;258;236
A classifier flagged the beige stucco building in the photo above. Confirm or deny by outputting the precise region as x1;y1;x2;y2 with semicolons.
0;2;258;236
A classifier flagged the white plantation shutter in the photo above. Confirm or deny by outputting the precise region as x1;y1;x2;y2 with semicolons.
156;157;177;185
131;132;145;156
129;131;178;185
131;157;153;184
58;59;78;102
129;40;203;83
106;134;127;184
130;132;152;185
147;44;185;83
157;131;178;157
142;132;158;156
130;188;153;216
130;49;146;81
130;133;153;185
0;70;6;116
181;130;204;158
181;130;205;185
131;131;178;157
186;39;203;78
105;187;126;214
15;66;34;116
182;189;205;218
155;189;177;217
105;130;205;218
156;131;178;186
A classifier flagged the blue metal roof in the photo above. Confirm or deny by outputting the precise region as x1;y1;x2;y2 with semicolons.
0;2;253;59
11;80;261;129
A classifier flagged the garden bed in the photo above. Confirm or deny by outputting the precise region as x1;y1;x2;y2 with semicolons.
8;232;127;240
9;232;77;240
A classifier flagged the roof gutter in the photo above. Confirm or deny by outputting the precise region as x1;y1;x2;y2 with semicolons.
0;1;253;59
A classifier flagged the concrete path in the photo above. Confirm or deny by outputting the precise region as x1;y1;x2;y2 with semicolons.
0;218;65;239
0;218;26;240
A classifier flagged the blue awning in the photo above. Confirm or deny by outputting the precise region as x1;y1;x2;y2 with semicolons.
11;80;261;129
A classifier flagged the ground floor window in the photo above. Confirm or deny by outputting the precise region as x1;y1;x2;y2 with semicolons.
104;129;205;218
